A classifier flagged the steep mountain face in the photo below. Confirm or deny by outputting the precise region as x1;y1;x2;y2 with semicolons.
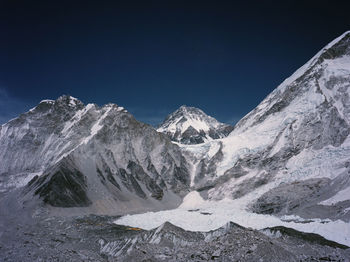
157;105;234;144
0;95;190;215
181;31;350;221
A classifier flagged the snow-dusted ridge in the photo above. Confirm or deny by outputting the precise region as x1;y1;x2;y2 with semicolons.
270;30;350;96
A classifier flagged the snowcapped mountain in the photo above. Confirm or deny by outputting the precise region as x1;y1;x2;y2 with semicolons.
0;95;190;215
157;105;233;144
179;31;350;221
2;31;350;218
111;31;350;249
1;31;350;261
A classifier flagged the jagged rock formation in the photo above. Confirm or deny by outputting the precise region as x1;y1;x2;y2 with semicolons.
1;208;348;262
157;105;233;144
99;221;349;261
0;95;191;215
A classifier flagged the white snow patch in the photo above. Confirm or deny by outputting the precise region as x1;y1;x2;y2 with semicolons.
28;100;55;113
320;187;350;205
178;191;206;209
61;103;95;135
68;96;79;106
1;172;42;189
82;106;112;144
40;99;55;104
54;105;113;163
207;141;221;159
158;115;215;134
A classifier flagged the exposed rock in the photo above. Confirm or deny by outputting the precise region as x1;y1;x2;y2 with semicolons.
251;178;330;215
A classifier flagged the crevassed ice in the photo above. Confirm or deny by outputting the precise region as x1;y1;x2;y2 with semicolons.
115;191;350;247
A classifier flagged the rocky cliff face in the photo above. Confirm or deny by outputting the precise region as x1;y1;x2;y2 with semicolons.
157;105;233;144
0;95;191;215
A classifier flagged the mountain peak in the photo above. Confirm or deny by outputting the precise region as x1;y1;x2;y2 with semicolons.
157;106;233;144
55;95;84;108
171;105;211;119
28;95;85;116
178;105;200;111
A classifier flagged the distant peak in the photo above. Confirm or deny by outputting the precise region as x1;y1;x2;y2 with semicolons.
157;105;234;144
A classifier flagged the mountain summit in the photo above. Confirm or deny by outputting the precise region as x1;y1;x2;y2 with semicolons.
0;94;190;214
157;105;234;144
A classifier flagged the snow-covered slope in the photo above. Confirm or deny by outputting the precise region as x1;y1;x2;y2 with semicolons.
0;95;190;215
114;31;350;246
157;105;233;144
183;31;350;217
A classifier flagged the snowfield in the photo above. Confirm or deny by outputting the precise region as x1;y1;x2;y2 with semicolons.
115;191;350;247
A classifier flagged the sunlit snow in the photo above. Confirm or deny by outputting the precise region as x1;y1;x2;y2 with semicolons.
115;191;350;246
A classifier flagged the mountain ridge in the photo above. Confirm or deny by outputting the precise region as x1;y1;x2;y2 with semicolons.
176;30;350;225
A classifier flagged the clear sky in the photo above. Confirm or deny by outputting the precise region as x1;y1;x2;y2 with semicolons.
1;0;350;126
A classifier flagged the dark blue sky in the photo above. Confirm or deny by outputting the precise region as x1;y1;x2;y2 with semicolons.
1;0;350;125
